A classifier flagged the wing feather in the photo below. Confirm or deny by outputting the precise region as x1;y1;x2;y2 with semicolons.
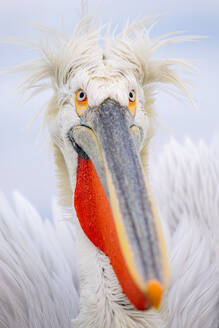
0;192;79;328
151;137;219;328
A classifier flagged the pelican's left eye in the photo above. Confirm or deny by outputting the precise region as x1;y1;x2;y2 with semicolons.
77;90;87;102
75;89;89;116
128;90;136;116
129;91;135;102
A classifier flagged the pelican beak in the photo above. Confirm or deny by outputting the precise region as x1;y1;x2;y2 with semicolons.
69;98;169;310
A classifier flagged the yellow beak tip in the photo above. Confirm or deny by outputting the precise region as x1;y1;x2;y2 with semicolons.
147;280;163;310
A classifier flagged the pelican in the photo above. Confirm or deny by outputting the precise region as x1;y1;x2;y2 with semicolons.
0;15;218;328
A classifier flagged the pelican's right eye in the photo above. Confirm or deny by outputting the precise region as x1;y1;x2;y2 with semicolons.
128;90;136;116
75;89;88;115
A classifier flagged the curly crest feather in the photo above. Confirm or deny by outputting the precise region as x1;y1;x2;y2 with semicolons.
11;15;199;112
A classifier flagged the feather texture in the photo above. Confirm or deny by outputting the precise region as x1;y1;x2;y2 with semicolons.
0;137;218;327
0;192;79;328
151;137;219;328
8;16;198;112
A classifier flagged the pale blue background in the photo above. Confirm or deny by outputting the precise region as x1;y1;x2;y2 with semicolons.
0;0;218;217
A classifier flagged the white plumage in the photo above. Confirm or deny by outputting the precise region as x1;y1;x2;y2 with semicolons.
152;138;219;327
0;138;218;327
1;13;219;328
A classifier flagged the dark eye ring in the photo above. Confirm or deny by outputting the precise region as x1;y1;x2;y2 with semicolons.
129;90;135;102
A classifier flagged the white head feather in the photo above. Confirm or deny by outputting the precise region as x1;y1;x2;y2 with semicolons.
10;15;199;208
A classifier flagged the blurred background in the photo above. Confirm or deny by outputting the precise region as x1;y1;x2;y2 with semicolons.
0;0;218;218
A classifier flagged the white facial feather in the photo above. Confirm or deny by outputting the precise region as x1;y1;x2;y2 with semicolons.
12;15;198;118
9;16;199;205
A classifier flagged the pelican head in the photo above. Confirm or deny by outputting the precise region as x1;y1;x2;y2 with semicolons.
16;16;195;312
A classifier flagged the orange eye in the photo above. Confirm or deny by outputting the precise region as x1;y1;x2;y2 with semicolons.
75;89;89;115
128;90;136;116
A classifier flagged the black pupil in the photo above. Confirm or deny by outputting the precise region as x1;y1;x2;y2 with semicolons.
79;92;85;99
129;92;133;99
